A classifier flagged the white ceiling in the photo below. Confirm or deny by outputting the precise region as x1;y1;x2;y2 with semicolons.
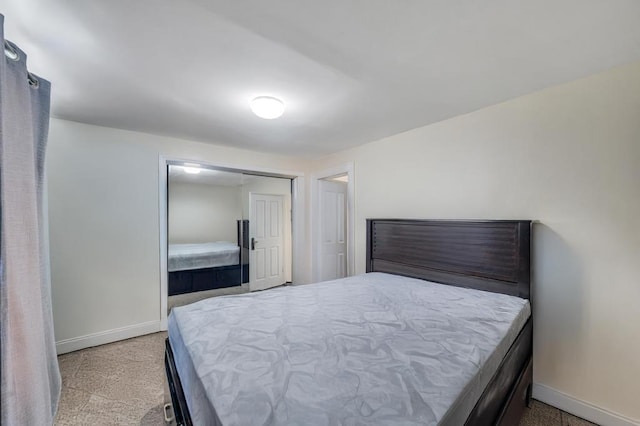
3;1;640;157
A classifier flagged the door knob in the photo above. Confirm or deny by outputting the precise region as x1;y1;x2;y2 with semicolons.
251;237;257;250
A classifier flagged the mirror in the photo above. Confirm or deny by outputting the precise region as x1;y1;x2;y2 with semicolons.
166;164;292;312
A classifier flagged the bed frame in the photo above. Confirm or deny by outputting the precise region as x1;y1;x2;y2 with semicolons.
165;219;532;426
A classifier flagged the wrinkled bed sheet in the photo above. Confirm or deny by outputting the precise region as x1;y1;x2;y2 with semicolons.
168;272;530;426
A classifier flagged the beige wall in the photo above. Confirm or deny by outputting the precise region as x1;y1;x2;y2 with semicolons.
46;119;309;344
313;61;640;421
168;182;241;244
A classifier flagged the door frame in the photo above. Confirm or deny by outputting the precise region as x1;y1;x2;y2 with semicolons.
310;162;355;283
158;155;305;330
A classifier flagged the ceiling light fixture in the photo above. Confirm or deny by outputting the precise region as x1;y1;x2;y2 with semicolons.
250;96;285;119
183;163;201;174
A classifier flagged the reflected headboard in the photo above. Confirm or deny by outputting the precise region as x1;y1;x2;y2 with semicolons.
366;219;531;299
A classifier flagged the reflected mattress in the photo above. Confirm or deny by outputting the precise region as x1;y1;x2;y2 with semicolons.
168;242;239;272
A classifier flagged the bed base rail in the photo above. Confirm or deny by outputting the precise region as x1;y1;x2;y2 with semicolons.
165;339;192;426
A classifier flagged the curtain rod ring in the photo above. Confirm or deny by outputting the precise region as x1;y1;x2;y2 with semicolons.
3;40;39;87
4;40;20;61
28;72;39;88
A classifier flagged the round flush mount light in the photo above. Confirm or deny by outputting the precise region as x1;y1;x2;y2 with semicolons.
250;96;285;119
183;163;201;174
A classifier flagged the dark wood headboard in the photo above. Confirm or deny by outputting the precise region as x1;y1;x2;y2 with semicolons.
366;219;531;299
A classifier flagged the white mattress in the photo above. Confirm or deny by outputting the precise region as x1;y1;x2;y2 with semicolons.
168;242;239;272
168;272;531;426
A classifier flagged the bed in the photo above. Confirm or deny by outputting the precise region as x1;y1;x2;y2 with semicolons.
168;221;250;296
164;219;533;425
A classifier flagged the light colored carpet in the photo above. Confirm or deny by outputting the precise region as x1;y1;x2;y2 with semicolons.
55;332;167;425
55;333;598;426
520;400;597;426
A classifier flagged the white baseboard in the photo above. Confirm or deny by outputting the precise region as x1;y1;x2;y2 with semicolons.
532;383;639;426
56;320;161;355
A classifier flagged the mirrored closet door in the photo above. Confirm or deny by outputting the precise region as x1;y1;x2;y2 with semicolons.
166;164;292;312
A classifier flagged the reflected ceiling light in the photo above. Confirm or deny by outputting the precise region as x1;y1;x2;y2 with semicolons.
250;96;285;119
183;163;201;174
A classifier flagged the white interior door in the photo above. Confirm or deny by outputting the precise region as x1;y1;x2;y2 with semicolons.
319;180;347;281
249;193;285;291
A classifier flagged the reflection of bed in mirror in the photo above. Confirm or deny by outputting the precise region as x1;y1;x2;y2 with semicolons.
168;220;249;296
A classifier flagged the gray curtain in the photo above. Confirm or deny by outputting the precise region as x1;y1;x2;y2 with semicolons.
1;14;61;425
